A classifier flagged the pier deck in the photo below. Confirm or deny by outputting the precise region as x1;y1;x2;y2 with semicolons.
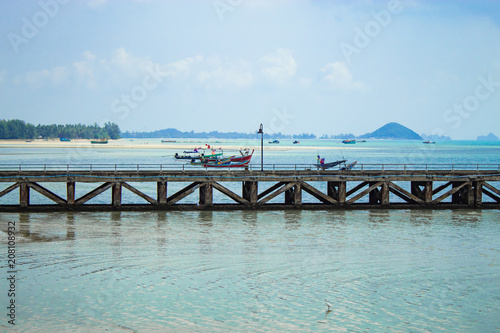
1;164;499;211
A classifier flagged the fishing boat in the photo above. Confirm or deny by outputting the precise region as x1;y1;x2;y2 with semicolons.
191;149;254;168
423;141;436;144
191;156;231;165
342;139;356;144
175;151;202;160
316;156;347;170
293;140;300;144
340;161;357;170
268;140;280;144
174;148;223;160
202;160;251;168
60;138;71;142
161;139;176;143
91;138;108;144
203;149;253;163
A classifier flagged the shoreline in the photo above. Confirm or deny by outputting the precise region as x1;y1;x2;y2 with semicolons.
0;139;367;150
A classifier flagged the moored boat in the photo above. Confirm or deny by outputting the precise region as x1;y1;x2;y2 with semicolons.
317;156;347;170
91;138;108;144
191;149;254;168
60;138;71;142
341;161;357;170
342;139;356;144
268;140;280;144
174;148;223;160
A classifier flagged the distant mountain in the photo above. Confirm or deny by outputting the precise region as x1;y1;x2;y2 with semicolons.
121;128;317;139
477;132;499;141
421;133;451;141
359;122;423;140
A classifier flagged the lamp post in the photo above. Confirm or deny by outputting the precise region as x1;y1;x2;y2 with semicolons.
257;124;263;171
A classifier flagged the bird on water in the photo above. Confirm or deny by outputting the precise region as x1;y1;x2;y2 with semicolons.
324;299;332;311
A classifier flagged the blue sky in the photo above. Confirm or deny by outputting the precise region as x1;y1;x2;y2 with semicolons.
1;0;500;139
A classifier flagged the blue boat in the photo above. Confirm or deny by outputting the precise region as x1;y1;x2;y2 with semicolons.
268;140;280;144
60;138;71;142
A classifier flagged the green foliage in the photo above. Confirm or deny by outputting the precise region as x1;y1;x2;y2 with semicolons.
0;119;121;140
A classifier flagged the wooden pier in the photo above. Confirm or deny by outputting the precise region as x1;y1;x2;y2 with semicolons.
1;164;500;211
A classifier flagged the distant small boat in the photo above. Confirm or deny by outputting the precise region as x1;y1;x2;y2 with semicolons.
60;138;71;142
423;141;436;144
342;139;356;144
269;140;280;144
358;140;366;143
293;140;300;144
161;140;176;143
91;138;108;144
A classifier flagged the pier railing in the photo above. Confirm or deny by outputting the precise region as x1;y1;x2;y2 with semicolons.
1;163;500;172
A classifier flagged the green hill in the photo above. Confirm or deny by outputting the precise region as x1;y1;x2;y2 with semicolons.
359;122;423;140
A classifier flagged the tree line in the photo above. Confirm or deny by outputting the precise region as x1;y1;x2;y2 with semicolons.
0;119;121;140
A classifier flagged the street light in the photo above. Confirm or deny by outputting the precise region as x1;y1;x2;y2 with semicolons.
257;124;263;171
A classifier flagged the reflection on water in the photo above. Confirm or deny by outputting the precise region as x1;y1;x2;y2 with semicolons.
0;210;499;332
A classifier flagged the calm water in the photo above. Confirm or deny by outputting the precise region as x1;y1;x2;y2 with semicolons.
1;140;500;331
1;210;499;332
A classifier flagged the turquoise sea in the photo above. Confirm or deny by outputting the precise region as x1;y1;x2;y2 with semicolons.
1;139;500;332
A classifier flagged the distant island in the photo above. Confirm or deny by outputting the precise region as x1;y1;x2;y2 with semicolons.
122;123;425;140
358;122;423;140
2;119;494;142
421;133;451;141
121;128;316;140
477;132;499;141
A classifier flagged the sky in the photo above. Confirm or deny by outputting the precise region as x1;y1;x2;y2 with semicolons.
1;0;500;139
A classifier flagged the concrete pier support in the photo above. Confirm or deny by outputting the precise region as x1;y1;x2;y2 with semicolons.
242;181;258;204
199;183;213;206
411;181;433;204
473;181;483;208
157;181;167;205
112;182;122;207
328;181;346;204
67;181;75;205
381;182;389;206
20;182;29;207
294;182;302;207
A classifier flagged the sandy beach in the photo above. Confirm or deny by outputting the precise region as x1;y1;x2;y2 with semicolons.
0;139;364;151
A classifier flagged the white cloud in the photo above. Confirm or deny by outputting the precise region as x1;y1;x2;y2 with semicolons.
321;61;364;90
260;48;297;84
164;55;204;77
110;48;154;79
196;56;254;89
